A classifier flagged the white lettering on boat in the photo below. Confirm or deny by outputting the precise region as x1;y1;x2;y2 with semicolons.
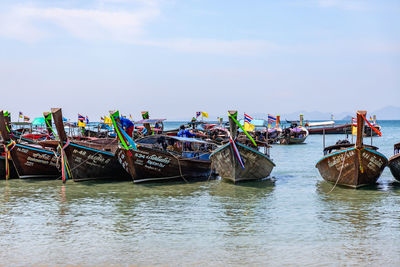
327;150;355;168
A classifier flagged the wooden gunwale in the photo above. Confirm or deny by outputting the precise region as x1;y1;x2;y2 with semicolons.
316;146;386;166
15;143;56;155
67;142;114;156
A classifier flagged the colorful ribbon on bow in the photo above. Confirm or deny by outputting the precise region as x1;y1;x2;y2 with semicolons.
229;136;245;169
59;139;71;183
3;141;15;180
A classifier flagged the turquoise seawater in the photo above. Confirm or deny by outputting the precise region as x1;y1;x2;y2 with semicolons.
0;120;400;266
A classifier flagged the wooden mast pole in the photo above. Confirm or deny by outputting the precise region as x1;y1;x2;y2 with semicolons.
228;110;238;140
51;108;68;144
356;110;367;149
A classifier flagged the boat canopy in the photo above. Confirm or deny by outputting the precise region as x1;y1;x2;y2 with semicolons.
210;126;228;132
307;121;335;127
32;117;45;126
134;119;166;124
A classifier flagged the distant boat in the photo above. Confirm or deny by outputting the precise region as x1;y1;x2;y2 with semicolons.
305;115;381;136
364;115;382;137
210;110;275;183
315;111;387;188
305;121;352;135
280;115;309;144
266;115;282;143
237;116;282;144
388;142;400;181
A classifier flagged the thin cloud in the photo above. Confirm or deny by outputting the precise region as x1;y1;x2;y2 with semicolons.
0;2;279;56
0;3;160;42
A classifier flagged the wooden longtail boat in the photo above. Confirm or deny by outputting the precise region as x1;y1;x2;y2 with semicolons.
315;111;388;188
51;108;130;182
267;115;282;143
0;110;60;179
306;121;352;135
364;123;381;137
388;142;400;181
210;110;275;183
306;122;381;136
110;111;215;183
306;114;380;136
280;114;308;144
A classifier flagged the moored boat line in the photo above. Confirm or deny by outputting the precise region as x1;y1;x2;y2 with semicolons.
0;108;398;190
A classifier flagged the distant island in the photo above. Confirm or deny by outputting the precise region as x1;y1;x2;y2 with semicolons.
251;105;400;121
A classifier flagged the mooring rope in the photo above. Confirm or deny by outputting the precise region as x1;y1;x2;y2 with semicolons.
56;148;106;181
327;149;348;194
167;150;188;183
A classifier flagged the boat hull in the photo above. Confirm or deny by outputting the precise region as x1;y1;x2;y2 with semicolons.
308;124;352;135
210;142;275;183
64;142;130;182
308;124;379;136
279;136;307;144
316;147;387;188
116;146;212;183
8;143;60;179
389;153;400;181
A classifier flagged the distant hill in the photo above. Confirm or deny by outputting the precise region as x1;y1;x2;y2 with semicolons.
268;106;400;121
342;115;352;121
373;106;400;120
254;111;353;121
172;106;400;121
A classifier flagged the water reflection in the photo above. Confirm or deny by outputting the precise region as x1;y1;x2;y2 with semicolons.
0;120;400;266
314;180;400;265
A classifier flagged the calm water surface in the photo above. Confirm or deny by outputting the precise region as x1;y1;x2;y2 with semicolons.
1;120;400;266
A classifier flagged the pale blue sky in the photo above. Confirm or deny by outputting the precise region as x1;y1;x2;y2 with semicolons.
0;0;399;120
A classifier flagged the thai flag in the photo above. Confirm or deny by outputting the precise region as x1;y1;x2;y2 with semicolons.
268;114;276;122
244;114;253;124
196;111;201;118
229;136;245;169
86;116;89;124
78;114;85;122
352;117;357;126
